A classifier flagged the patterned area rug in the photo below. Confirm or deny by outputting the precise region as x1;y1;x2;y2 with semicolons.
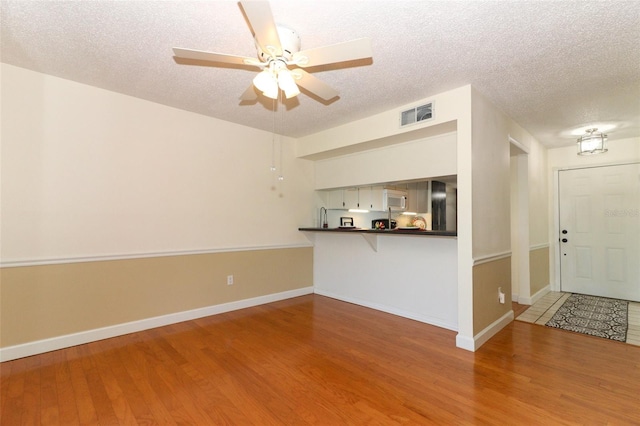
546;293;629;342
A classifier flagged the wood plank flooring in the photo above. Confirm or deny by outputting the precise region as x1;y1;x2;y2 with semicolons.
2;294;640;425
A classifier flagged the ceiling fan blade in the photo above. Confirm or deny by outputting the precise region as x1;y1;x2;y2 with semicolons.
240;85;258;101
239;1;282;57
173;47;260;67
292;38;372;68
292;69;339;101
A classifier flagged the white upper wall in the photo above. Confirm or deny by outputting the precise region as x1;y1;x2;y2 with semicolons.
297;86;469;159
313;131;457;190
470;88;512;258
508;120;549;247
0;64;315;264
548;136;640;169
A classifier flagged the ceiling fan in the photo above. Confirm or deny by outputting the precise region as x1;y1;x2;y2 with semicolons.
172;1;373;102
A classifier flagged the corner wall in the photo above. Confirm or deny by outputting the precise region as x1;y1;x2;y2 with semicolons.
0;64;315;360
470;88;513;334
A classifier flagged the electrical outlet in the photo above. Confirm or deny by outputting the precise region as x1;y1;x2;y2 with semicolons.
498;287;505;304
227;275;234;285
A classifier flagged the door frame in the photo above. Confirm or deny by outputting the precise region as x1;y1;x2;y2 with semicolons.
552;161;640;293
509;136;530;303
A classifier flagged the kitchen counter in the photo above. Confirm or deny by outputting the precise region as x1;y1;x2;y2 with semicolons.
298;227;457;237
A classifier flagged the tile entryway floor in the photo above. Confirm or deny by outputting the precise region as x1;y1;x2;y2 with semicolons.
515;291;640;347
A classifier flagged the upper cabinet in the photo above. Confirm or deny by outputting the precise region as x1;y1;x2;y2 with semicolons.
356;187;384;210
344;188;359;210
325;189;345;209
320;186;396;212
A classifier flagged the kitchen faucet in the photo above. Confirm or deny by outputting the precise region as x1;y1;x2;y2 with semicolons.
320;207;328;228
388;207;392;230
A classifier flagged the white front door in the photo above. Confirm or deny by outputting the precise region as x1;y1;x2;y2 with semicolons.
559;163;640;301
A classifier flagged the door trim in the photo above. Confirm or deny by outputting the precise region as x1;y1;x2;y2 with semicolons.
552;161;640;293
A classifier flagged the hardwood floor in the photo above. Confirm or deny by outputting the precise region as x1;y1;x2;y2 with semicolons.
2;294;639;425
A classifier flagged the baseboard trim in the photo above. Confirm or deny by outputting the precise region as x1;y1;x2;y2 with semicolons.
0;287;314;362
314;289;458;332
455;334;476;351
456;310;514;352
519;285;550;306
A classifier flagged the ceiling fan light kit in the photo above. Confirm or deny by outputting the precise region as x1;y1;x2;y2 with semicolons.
577;128;608;155
172;1;373;102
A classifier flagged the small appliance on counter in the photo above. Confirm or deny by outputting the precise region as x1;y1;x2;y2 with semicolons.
372;219;397;229
340;217;354;228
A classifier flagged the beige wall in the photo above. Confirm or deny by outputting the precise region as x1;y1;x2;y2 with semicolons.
1;248;313;348
473;256;511;334
529;246;549;295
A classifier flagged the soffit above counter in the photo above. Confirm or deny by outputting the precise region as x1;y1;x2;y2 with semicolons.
298;120;457;161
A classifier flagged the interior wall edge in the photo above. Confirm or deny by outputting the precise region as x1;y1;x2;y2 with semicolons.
529;246;550;296
0;286;314;362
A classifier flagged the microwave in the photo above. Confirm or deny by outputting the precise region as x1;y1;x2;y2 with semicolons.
382;189;407;211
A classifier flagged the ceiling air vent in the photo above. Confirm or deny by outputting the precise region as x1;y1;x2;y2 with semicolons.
400;102;433;127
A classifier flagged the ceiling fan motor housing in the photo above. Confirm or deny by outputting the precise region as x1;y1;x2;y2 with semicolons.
256;24;301;62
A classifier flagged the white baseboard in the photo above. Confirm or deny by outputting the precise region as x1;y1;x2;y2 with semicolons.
0;287;314;362
314;288;458;332
519;285;550;306
456;309;514;352
455;334;476;351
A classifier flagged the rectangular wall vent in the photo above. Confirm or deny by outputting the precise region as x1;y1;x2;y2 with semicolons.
400;102;433;127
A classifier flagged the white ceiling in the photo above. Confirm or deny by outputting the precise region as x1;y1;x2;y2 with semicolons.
2;0;639;148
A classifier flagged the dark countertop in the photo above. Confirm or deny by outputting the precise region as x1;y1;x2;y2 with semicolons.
298;227;457;237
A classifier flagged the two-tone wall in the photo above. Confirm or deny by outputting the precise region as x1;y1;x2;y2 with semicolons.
0;64;315;361
1;63;556;359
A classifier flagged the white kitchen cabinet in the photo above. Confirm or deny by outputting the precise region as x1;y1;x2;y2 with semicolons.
325;189;345;209
343;188;359;209
357;186;383;211
358;187;372;210
369;187;384;211
406;183;418;213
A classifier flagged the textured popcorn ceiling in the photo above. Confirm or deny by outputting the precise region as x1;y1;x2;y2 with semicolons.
1;0;639;147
